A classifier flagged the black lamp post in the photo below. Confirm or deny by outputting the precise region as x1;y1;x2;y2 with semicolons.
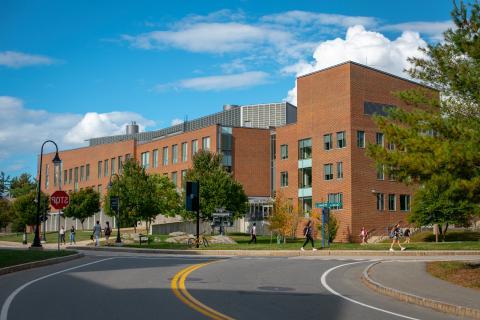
108;173;122;244
32;140;61;248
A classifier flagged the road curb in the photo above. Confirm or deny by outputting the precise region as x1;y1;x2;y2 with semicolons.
361;261;480;319
70;246;480;257
0;252;84;276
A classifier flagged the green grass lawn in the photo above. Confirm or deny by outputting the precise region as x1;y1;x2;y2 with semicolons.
0;249;75;268
0;230;111;243
124;233;480;251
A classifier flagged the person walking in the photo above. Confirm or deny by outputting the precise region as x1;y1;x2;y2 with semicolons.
403;228;411;244
248;223;257;244
104;221;112;246
69;225;76;245
360;227;367;244
389;223;405;251
301;220;317;251
59;226;66;245
93;220;102;246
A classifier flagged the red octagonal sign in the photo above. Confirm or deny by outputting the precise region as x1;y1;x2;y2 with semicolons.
50;190;70;210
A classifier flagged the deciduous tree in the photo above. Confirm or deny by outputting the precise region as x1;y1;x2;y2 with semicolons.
63;188;100;230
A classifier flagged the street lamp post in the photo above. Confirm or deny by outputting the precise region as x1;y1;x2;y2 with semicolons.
32;140;61;248
108;173;122;244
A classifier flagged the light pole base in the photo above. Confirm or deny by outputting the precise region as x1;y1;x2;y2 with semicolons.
28;246;44;251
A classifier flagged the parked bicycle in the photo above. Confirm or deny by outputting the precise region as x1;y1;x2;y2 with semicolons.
188;233;209;248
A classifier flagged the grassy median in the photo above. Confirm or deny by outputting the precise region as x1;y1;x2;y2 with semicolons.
124;232;480;250
0;231;103;244
0;249;76;268
427;261;480;289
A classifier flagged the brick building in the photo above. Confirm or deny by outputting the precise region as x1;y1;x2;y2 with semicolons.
40;61;434;242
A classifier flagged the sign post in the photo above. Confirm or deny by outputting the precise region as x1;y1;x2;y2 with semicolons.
186;181;200;247
50;190;69;251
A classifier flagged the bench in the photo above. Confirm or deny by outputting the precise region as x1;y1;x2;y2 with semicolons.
139;234;150;245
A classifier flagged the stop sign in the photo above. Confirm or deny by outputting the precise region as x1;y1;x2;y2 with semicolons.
50;190;70;210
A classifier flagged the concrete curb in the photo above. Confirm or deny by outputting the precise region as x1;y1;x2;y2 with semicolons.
0;252;84;276
70;246;480;257
361;261;480;319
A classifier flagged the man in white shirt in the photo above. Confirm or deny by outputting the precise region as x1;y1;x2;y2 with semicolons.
248;223;257;244
93;221;102;246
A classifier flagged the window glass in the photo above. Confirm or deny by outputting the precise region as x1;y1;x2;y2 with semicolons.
172;145;178;164
298;167;312;188
80;165;84;181
153;149;158;168
376;193;385;211
104;159;109;177
324;134;332;150
111;158;116;174
171;171;178;187
336;162;343;179
192;140;198;157
280;144;288;160
86;164;90;181
327;193;343;209
337;131;346;148
388;194;396;211
202;137;210;150
400;195;411;211
280;171;288;187
377;165;384;180
182;143;188;162
324;164;333;180
357;131;365;148
163;147;168;166
298;139;312;160
376;132;384;146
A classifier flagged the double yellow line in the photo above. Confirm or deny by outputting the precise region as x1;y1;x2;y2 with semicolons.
171;261;234;320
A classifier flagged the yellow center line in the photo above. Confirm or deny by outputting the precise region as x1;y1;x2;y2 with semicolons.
171;261;235;320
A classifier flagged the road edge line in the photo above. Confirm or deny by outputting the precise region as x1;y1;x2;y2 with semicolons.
0;257;115;320
361;261;480;319
320;260;421;320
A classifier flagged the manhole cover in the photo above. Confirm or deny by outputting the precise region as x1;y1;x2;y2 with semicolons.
257;286;295;292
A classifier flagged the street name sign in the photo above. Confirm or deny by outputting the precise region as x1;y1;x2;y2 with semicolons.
50;190;70;210
315;202;342;208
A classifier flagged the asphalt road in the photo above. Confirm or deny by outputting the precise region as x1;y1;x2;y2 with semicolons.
0;251;466;320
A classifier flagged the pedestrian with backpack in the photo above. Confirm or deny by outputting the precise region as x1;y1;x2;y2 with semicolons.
389;223;405;252
248;222;257;244
301;220;317;251
104;221;112;246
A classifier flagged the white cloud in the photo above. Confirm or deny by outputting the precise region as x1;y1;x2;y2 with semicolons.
156;71;269;91
123;22;291;53
284;25;428;104
380;20;453;41
261;11;378;28
0;96;155;160
171;118;184;126
0;51;57;68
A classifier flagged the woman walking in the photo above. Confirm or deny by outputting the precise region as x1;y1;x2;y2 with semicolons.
301;220;317;251
389;223;405;251
69;225;76;245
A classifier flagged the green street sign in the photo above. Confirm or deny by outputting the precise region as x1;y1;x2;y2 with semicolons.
315;202;342;208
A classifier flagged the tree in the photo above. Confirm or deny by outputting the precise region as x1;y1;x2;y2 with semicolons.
326;214;339;243
9;173;36;198
104;159;181;231
367;1;480;236
11;191;49;232
0;198;13;231
0;171;11;199
63;188;100;230
268;191;299;243
185;150;248;221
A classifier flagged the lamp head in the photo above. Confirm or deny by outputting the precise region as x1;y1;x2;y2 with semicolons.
52;152;62;166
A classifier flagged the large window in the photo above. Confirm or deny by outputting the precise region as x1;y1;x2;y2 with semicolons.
324;134;332;150
104;159;109;177
192;139;198;157
337;162;343;179
280;144;288;160
111;158;116;174
74;167;78;191
69;168;72;184
153;149;158;168
202;137;210;150
181;170;187;190
141;152;150;169
171;171;177;188
163;147;168;166
324;163;333;180
388;194;396;211
376;132;384;146
98;161;102;179
298;167;312;188
63;170;67;185
336;131;346;148
298;138;312;160
400;195;411;211
118;156;123;174
376;193;385;211
181;142;188;162
357;131;365;148
387;142;395;150
298;197;312;214
376;165;384;180
327;193;343;209
280;171;288;187
80;165;84;181
172;144;178;164
86;164;90;181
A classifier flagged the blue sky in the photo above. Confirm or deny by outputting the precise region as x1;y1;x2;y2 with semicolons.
0;0;453;178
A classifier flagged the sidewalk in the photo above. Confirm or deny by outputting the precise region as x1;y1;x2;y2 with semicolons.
364;260;480;318
0;239;94;250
